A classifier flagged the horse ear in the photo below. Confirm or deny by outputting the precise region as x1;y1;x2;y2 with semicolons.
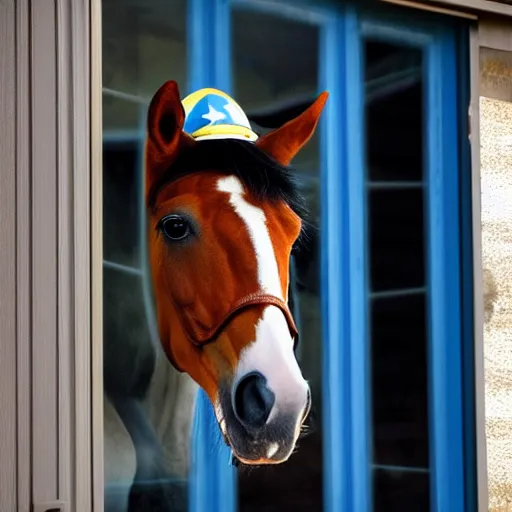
256;91;328;166
145;80;195;200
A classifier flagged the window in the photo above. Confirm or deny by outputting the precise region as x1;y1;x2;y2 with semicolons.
99;2;470;511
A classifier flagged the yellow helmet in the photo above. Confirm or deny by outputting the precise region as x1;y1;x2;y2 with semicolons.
182;88;258;142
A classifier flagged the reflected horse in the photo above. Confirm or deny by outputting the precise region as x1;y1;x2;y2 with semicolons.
103;261;197;511
145;80;327;464
103;141;197;511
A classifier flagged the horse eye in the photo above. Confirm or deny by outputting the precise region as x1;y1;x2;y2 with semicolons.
160;215;191;241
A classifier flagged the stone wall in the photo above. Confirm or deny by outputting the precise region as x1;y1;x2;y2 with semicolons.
481;95;512;511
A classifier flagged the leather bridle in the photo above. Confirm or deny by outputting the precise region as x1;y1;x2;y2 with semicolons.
167;291;299;373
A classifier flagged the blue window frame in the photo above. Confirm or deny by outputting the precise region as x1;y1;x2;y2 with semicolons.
100;2;471;511
100;2;472;511
184;2;472;512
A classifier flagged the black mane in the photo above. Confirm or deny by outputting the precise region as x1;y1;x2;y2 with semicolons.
147;138;308;224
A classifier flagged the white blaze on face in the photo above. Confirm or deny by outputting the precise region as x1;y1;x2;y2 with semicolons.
217;175;283;298
216;176;309;421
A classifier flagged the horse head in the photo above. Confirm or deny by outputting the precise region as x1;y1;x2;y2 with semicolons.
145;80;327;465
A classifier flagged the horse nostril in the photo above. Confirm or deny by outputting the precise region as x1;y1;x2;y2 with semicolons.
233;372;275;430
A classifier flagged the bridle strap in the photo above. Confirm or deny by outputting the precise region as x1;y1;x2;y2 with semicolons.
168;292;299;373
188;292;299;348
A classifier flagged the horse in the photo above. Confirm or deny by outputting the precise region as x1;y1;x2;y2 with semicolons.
144;80;328;465
104;84;326;512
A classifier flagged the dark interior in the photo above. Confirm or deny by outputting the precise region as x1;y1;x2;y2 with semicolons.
369;188;425;292
366;42;423;182
366;40;431;511
103;141;141;267
374;469;430;512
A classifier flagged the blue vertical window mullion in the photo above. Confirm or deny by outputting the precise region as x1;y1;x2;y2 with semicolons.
320;17;349;512
214;0;232;92
187;2;236;512
188;0;215;90
345;10;371;512
425;28;465;512
320;7;370;512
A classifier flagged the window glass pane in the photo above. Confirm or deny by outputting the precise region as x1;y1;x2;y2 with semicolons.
103;0;187;98
103;93;142;133
364;40;430;510
103;135;142;267
102;2;194;512
232;8;323;511
480;47;512;512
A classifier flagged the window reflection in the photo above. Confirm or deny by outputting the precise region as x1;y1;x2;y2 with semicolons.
102;1;195;511
480;47;512;512
232;8;323;512
103;0;187;98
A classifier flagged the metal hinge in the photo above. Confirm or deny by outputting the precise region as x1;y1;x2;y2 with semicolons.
33;502;67;512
